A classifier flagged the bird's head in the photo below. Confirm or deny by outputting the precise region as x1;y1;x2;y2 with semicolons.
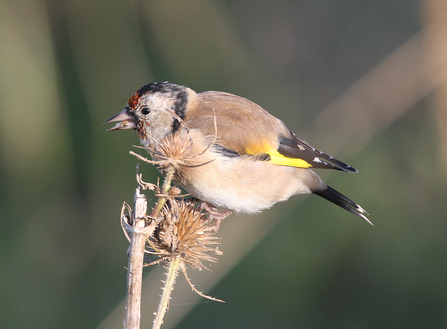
105;82;194;149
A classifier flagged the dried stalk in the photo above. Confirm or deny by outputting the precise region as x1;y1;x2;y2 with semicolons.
123;166;175;329
122;131;227;329
150;166;175;220
152;256;181;329
123;188;149;329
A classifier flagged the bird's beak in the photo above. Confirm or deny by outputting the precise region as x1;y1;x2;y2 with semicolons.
104;109;136;131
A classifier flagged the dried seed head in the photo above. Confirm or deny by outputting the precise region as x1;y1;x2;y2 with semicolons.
152;133;193;171
147;198;222;271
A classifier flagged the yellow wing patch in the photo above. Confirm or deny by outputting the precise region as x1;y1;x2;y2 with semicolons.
245;141;312;169
268;150;312;168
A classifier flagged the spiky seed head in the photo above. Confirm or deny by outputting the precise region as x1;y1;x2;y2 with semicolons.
147;198;221;271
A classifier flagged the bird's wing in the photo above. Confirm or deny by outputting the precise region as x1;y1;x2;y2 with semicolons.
276;133;358;172
188;91;288;153
188;91;356;172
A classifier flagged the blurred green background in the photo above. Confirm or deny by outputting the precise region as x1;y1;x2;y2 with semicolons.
2;0;447;328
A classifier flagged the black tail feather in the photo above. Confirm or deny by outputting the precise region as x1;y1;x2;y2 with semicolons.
314;186;372;225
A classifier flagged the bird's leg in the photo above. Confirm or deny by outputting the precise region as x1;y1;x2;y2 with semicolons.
198;202;233;232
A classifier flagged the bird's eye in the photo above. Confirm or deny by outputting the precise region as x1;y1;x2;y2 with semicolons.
141;107;150;115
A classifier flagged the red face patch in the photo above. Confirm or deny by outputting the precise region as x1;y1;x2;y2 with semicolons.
127;91;140;110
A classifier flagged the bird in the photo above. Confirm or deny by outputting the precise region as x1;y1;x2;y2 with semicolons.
105;82;371;225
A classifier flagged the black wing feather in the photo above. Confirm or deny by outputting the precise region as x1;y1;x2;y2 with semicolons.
278;132;357;173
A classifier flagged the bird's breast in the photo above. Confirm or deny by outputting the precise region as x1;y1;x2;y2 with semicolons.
148;128;323;214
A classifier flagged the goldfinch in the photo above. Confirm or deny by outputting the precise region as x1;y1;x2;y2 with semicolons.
106;82;371;224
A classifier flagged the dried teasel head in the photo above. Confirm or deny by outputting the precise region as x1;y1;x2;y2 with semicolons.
152;132;194;170
147;198;222;271
146;197;224;302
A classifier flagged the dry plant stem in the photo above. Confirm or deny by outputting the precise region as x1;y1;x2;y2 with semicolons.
124;166;175;329
152;256;181;329
150;165;179;329
124;189;150;329
151;166;175;220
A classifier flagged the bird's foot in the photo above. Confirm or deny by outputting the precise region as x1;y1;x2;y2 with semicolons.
198;202;233;232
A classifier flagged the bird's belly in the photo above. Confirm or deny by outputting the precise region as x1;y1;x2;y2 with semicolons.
178;158;315;214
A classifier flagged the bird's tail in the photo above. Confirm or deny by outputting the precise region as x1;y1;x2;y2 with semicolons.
313;186;372;225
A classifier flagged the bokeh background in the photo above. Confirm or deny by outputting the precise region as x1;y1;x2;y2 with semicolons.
2;0;447;328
